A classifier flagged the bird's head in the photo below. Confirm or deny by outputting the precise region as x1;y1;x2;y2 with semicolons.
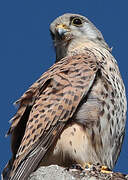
50;13;109;61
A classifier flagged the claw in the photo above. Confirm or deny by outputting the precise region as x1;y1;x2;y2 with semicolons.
101;165;112;174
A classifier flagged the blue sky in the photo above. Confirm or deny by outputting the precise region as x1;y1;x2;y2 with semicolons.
0;0;128;175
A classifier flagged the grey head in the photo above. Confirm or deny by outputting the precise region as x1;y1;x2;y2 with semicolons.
50;13;110;61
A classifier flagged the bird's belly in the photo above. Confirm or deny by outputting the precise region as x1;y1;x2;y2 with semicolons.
40;122;102;167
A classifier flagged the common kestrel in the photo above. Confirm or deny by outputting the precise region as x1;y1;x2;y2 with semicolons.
2;13;127;180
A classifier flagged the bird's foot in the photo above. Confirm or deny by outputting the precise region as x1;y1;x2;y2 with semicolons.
101;165;112;173
82;162;92;169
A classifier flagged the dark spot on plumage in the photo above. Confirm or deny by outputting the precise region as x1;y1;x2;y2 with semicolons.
83;69;90;73
62;110;70;120
34;104;39;109
75;85;84;89
68;99;72;105
69;141;72;146
72;73;81;78
77;80;84;84
122;118;125;122
36;96;41;100
64;98;69;104
47;104;53;108
63;70;69;75
100;109;104;116
93;67;97;71
27;139;33;146
26;134;30;139
58;92;64;96
105;93;108;98
34;114;39;118
117;118;119;124
29;118;33;123
114;105;117;110
102;101;105;106
104;83;109;91
75;69;80;73
101;91;104;96
37;123;42;129
29;125;34;130
42;98;47;101
102;56;105;60
120;92;122;97
39;109;45;113
44;117;49;122
111;99;115;105
74;95;79;101
51;110;56;115
81;76;88;80
99;124;101;133
35;119;39;123
112;110;114;116
32;129;36;134
91;129;95;142
111;92;114;98
76;57;81;60
106;74;110;81
110;127;112;135
71;106;75;115
72;63;78;66
100;138;103;148
21;145;26;152
74;149;76;153
109;67;112;71
96;120;100;127
107;114;111;121
73;128;76;132
107;104;110;110
33;134;38;141
67;90;74;96
58;105;63;110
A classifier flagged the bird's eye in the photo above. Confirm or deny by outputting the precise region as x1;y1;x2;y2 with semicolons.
72;17;83;26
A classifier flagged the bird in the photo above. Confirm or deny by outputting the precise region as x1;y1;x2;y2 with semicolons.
2;13;127;180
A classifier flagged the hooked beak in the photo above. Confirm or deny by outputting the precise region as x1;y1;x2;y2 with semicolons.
55;24;70;38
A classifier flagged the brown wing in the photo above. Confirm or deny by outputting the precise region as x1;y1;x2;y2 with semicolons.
3;50;99;180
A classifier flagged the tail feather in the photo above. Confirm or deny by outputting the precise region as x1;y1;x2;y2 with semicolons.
2;158;14;180
9;123;65;180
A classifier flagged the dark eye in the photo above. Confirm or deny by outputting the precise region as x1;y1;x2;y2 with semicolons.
72;17;83;26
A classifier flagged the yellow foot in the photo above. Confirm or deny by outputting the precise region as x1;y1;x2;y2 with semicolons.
101;166;112;174
82;162;92;169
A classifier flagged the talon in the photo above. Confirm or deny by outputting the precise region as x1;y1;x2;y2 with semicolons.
101;165;112;174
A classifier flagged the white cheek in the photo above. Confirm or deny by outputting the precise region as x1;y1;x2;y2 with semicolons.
81;24;97;39
71;24;97;39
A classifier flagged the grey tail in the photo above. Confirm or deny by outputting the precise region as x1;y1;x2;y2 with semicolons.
2;158;14;180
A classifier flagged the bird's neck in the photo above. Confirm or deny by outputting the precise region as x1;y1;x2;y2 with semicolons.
55;38;110;62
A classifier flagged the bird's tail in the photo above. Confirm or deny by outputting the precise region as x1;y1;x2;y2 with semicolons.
1;158;14;180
